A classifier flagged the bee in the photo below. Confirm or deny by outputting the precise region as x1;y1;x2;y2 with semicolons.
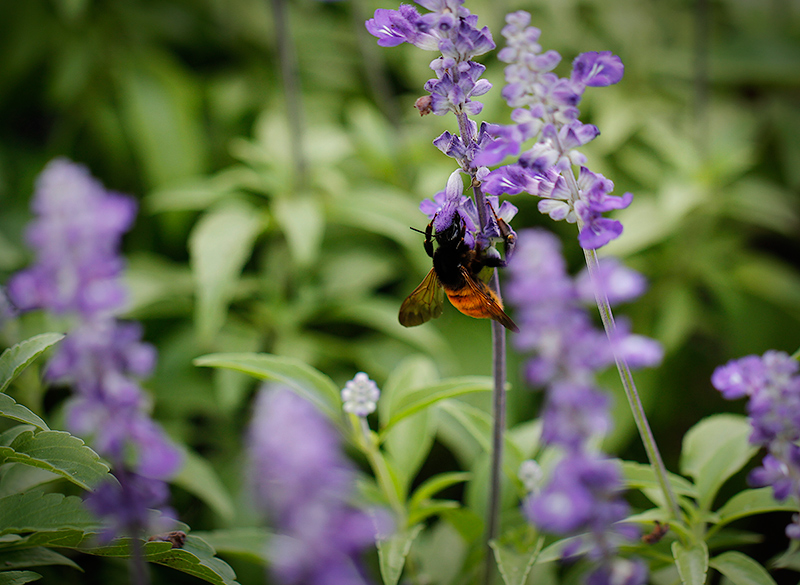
398;211;519;332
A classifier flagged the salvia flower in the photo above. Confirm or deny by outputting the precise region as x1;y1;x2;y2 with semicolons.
248;386;378;585
476;11;632;249
7;158;180;539
712;350;800;538
342;372;381;416
367;1;495;130
509;228;656;582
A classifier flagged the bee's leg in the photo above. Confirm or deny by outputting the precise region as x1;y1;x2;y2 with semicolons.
424;219;435;258
482;255;508;269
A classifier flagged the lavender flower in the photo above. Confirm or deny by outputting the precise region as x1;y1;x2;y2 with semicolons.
475;11;632;249
508;228;656;582
7;159;181;539
367;1;495;148
248;386;377;585
341;372;381;417
712;350;800;538
8;159;137;316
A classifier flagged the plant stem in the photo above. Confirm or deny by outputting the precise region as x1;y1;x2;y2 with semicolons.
468;178;504;585
549;118;681;521
582;247;682;520
483;271;506;585
269;0;307;184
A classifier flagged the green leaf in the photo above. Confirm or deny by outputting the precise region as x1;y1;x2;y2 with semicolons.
0;430;109;490
409;472;471;512
0;396;48;431
407;500;461;526
189;528;270;565
380;377;494;436
710;551;777;585
0;333;64;395
623;461;698;496
188;201;265;342
0;547;81;571
680;414;757;508
490;537;543;585
0;571;41;585
172;449;235;521
437;400;525;475
381;356;439;494
194;353;340;421
83;535;239;585
672;541;709;585
273;195;324;268
377;524;424;585
116;58;206;188
0;492;96;535
715;488;799;527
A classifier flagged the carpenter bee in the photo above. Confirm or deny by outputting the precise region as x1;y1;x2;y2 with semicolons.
398;211;519;332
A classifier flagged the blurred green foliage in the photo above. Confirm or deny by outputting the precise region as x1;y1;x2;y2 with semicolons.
1;0;799;582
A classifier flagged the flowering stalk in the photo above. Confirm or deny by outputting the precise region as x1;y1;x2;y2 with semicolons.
507;228;661;584
366;2;515;571
583;249;681;519
476;11;681;521
248;384;380;585
343;373;406;519
7;159;182;584
712;350;800;539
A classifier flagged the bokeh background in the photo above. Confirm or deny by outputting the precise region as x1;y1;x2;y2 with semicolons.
1;0;799;582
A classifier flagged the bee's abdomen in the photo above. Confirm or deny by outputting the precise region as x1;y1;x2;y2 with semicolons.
445;282;503;319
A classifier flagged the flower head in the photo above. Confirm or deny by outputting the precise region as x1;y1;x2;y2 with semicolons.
713;350;800;538
8;159;136;316
342;372;381;416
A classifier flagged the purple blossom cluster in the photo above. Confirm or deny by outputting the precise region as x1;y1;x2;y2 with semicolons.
367;2;509;262
508;229;660;585
366;0;494;124
712;350;800;539
7;159;181;539
475;12;632;249
248;386;378;585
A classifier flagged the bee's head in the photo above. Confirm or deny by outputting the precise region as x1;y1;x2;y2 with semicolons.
435;214;464;244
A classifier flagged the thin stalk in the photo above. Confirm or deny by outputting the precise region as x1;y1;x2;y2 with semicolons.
550;120;682;521
582;247;682;520
129;537;149;585
483;272;506;585
269;0;307;184
355;417;405;520
470;179;504;585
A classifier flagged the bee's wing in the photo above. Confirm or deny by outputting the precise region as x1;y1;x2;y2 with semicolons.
399;268;444;327
460;267;520;332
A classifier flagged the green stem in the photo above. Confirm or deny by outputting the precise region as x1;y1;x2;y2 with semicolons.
582;247;682;520
269;0;307;185
484;271;506;585
354;417;405;521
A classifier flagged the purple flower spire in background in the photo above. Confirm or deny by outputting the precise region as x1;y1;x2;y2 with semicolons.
7;158;181;539
475;11;631;249
248;386;378;585
712;350;800;538
507;228;658;584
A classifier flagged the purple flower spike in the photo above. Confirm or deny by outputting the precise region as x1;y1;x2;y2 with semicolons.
248;386;380;585
9;158;181;540
713;350;800;538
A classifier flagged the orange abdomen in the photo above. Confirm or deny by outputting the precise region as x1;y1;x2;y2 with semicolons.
445;283;503;319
